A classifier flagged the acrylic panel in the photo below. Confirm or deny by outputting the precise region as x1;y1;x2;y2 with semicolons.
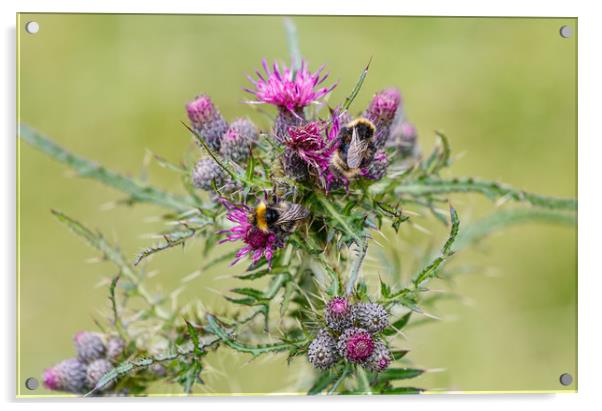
16;14;577;397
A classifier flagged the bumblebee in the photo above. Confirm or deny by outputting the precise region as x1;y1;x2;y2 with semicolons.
249;200;310;234
330;117;377;178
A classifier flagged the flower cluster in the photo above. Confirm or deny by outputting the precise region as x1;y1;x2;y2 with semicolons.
307;297;392;372
187;59;420;269
43;332;124;394
187;95;258;194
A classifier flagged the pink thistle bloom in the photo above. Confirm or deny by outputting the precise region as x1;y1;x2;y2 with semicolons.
245;59;336;112
218;198;284;269
285;121;333;176
364;88;402;124
337;328;375;363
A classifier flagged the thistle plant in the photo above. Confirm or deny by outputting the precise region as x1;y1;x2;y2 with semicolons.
19;20;576;396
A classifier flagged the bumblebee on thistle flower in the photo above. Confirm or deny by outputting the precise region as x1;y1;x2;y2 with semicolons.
186;58;419;268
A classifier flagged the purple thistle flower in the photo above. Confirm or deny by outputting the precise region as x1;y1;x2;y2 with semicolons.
43;358;88;393
186;94;229;152
283;121;332;181
324;297;352;332
246;59;336;112
218;198;284;269
364;339;392;372
337;328;375;363
363;88;402;149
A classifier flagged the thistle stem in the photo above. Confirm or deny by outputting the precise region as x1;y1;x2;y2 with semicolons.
345;238;368;296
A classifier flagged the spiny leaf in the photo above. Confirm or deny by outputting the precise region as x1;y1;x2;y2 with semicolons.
109;275;126;338
20;124;199;212
205;314;302;356
388;176;576;211
455;208;576;251
412;205;459;287
343;58;372;111
391;350;410;361
185;321;203;357
231;287;265;300
134;227;198;266
383;312;412;336
377;368;425;383
421;131;451;175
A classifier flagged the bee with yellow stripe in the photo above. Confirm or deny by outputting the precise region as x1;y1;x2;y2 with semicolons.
249;200;309;234
330;117;377;179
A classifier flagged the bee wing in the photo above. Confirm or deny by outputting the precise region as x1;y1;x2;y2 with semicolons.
275;203;310;225
347;127;368;169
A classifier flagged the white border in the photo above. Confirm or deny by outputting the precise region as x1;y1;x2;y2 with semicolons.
3;1;600;410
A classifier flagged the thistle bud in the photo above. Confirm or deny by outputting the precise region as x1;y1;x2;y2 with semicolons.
73;332;106;364
388;120;418;158
337;328;375;363
363;339;392;372
86;359;115;391
106;336;125;362
363;88;401;149
324;297;352;332
307;329;339;369
186;94;229;152
192;158;227;191
43;358;88;393
274;107;305;143
220;118;258;163
351;303;389;334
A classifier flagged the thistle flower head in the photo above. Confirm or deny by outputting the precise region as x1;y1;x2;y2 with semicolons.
246;59;336;111
220;118;259;163
218;198;284;268
43;358;88;393
73;331;106;364
364;339;392;372
283;121;332;180
337;328;375;363
307;329;339;369
351;302;389;334
186;94;229;151
324;297;352;332
363;88;402;148
364;88;401;123
86;359;115;391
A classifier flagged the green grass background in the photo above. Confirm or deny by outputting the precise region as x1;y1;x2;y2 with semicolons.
17;14;577;396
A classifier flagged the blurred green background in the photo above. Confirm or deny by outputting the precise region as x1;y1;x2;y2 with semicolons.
17;14;576;396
